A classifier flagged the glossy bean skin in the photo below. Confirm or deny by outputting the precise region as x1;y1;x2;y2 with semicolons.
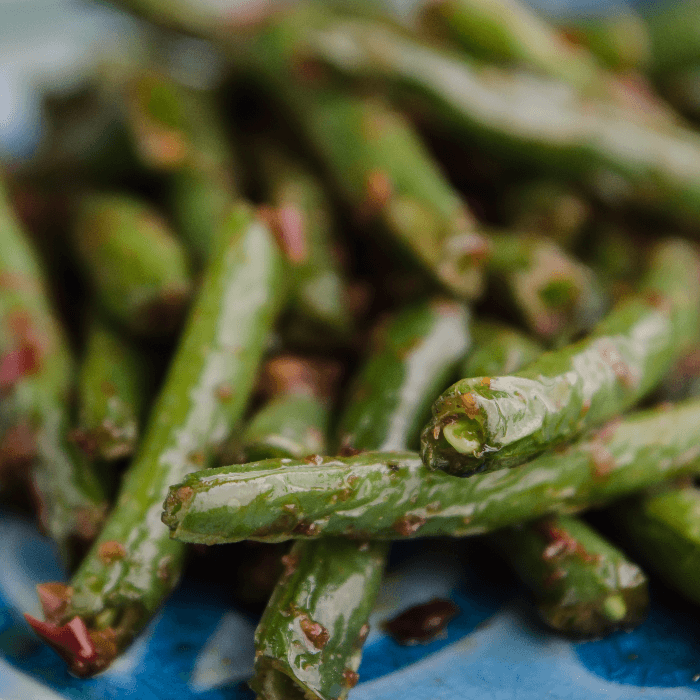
164;398;700;543
71;193;193;337
312;17;700;225
461;320;543;378
337;298;471;453
463;319;647;637
421;239;700;475
28;204;286;677
255;140;350;334
243;393;328;462
487;232;606;342
250;538;387;700
120;70;240;265
250;299;467;700
230;12;491;300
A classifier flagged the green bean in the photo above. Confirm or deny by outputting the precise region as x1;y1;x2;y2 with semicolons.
490;515;648;636
71;193;192;337
0;176;108;558
163;398;700;543
73;316;148;461
27;203;286;676
421;239;700;475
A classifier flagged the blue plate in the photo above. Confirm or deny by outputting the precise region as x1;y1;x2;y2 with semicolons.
2;510;700;700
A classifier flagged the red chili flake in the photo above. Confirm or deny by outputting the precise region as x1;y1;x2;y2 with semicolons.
276;205;308;264
303;454;324;465
538;522;579;560
299;615;330;649
24;615;98;675
599;344;635;389
383;599;460;645
0;345;40;389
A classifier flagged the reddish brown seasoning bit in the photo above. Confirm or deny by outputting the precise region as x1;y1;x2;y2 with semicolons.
280;552;300;581
338;444;362;458
536;520;578;559
188;451;206;467
292;55;329;84
362;170;393;216
69;428;98;458
595;416;623;442
460;392;480;418
303;454;324;465
98;541;127;564
342;668;360;688
299;615;330;649
537;520;599;564
216;383;233;402
72;505;108;542
600;344;635;388
543;568;568;589
0;345;40;390
585;440;616;479
357;623;371;645
644;289;672;314
393;514;427;537
293;521;319;537
37;582;73;624
157;555;173;583
383;599;460;646
0;421;36;466
276;205;309;264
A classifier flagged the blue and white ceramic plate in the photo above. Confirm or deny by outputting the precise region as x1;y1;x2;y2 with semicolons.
2;510;700;700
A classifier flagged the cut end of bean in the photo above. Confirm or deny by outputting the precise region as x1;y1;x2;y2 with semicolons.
602;594;627;622
442;423;481;457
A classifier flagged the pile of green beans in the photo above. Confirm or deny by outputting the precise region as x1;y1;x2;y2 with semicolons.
5;1;700;698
